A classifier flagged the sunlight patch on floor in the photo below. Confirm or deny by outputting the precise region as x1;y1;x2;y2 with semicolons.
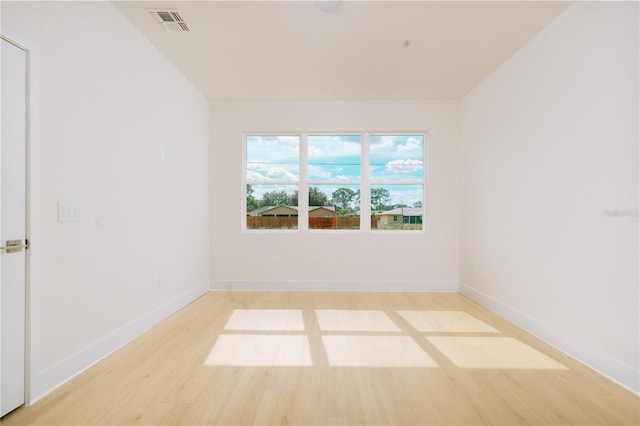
315;310;401;332
322;336;438;367
398;310;499;333
426;336;567;369
205;334;313;366
223;309;305;331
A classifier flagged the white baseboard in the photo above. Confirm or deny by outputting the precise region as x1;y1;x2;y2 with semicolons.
31;281;209;404
210;280;459;292
460;283;639;395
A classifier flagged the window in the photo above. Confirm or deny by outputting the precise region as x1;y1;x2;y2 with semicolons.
245;133;425;232
246;135;299;230
308;135;361;230
370;135;424;231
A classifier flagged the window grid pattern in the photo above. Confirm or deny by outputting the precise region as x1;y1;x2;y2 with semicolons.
244;132;426;232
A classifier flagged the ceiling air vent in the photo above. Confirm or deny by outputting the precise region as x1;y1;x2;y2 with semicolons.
147;9;190;32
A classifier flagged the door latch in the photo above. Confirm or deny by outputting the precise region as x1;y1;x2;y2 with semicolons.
0;239;28;254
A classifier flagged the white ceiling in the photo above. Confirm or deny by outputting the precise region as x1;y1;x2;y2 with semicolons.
114;1;573;100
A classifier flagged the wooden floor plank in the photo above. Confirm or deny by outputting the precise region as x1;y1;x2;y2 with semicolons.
3;291;638;425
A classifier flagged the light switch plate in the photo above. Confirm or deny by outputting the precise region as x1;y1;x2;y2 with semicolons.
58;202;82;222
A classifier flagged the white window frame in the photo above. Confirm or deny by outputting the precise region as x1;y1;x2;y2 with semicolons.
368;132;427;234
243;132;301;232
243;132;427;234
306;133;363;233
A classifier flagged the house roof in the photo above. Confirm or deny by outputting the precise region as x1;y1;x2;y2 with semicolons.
247;205;297;216
375;207;422;217
309;206;336;212
248;205;337;216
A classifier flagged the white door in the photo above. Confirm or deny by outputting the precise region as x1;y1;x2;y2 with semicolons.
1;37;28;417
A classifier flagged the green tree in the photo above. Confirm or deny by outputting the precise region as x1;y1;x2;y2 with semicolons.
332;187;356;210
413;200;423;208
371;187;391;211
260;190;293;207
308;186;329;206
246;184;259;213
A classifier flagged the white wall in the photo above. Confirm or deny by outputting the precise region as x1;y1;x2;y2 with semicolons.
210;100;460;290
461;1;639;392
2;1;210;400
3;0;634;406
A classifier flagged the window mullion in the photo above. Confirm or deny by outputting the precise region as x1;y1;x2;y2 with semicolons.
299;133;309;232
361;132;371;231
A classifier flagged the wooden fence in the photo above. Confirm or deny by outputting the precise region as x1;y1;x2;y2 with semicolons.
246;216;363;230
246;216;298;229
309;217;361;230
246;217;422;230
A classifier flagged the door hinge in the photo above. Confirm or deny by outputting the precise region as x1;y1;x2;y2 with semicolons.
0;239;28;254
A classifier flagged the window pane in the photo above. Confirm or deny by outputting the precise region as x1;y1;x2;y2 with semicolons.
370;135;424;182
247;135;300;181
371;185;423;231
308;185;360;230
308;135;361;181
246;184;298;230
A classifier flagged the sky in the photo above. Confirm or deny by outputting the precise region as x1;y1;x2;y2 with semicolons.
246;134;424;206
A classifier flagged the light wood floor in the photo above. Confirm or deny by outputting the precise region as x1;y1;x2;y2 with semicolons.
4;291;639;425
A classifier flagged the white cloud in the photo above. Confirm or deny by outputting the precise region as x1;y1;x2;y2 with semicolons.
247;136;300;163
247;170;267;181
248;163;270;172
308;165;333;180
308;140;360;159
266;166;298;181
397;137;422;153
383;185;423;206
370;136;395;151
247;163;298;181
308;145;324;158
386;159;423;174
